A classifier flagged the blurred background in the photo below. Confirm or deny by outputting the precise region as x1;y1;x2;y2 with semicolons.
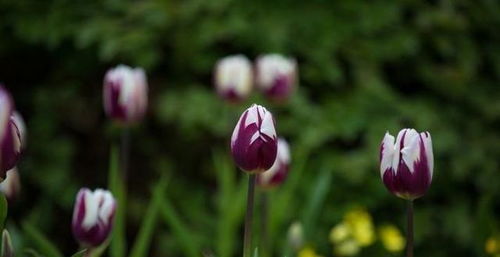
1;0;500;256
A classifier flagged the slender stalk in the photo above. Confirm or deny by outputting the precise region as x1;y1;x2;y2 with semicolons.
120;128;130;179
260;191;269;257
406;200;414;257
243;174;257;257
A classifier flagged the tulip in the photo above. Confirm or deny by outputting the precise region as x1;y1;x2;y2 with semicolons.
0;86;18;178
72;188;116;247
0;168;20;202
379;128;433;200
103;65;148;124
231;104;278;173
257;138;290;188
214;55;253;102
1;230;13;257
256;54;297;101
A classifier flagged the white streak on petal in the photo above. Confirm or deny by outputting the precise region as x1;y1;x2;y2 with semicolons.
82;190;99;230
231;110;246;146
245;105;259;127
99;191;115;225
401;133;420;173
421;132;434;179
250;131;260;144
380;132;395;177
260;111;276;139
392;129;407;173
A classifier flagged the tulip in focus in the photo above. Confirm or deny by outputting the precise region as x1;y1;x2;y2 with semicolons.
0;168;20;202
103;65;148;124
214;55;253;102
380;128;434;200
257;138;290;188
256;54;297;101
72;188;116;247
231;104;278;173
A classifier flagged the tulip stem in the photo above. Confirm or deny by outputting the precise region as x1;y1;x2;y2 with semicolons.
120;128;130;179
243;174;257;257
406;200;414;257
260;191;269;257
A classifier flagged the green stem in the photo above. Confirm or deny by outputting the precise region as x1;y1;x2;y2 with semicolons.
260;191;269;257
243;174;256;257
406;200;414;257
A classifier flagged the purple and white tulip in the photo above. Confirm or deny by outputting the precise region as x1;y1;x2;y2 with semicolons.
258;138;290;188
214;55;253;102
379;129;434;200
0;86;20;178
256;54;297;101
231;104;278;173
72;188;116;247
103;65;148;124
0;168;20;202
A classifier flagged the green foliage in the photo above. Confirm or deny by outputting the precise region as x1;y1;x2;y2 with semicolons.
0;0;499;256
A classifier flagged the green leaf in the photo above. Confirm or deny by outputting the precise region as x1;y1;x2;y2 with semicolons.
70;249;87;257
129;180;167;257
0;195;7;230
23;249;43;257
108;144;126;257
21;222;63;257
158;196;200;257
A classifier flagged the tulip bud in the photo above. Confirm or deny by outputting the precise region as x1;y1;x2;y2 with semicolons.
1;230;13;257
231;104;278;173
72;188;116;247
256;54;297;101
0;86;18;178
379;129;434;200
214;55;253;102
0;168;20;202
103;65;148;124
257;138;290;188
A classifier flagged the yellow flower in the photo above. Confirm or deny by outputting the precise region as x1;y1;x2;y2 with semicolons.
486;237;499;254
330;222;351;244
379;225;405;252
344;208;375;246
334;239;360;256
298;246;323;257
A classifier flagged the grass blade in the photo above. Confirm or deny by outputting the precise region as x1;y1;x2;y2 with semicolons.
21;222;63;257
108;145;126;257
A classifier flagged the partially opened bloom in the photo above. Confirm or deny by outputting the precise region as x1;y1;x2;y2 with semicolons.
103;65;148;124
0;168;20;202
231;104;278;173
72;188;116;247
214;55;253;102
379;128;434;200
257;138;290;188
256;54;297;101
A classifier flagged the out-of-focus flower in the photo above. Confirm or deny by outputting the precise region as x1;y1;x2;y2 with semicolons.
72;188;116;247
287;221;304;251
486;237;500;255
103;65;148;124
0;86;19;178
231;104;277;173
329;208;375;256
257;138;290;188
330;222;350;243
344;208;375;246
334;240;360;256
214;55;253;102
0;168;20;202
379;225;405;253
380;128;434;200
298;246;323;257
256;54;297;101
1;230;13;257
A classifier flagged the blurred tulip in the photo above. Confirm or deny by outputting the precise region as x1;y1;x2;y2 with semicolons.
231;104;278;173
380;128;434;200
1;230;13;257
257;138;290;188
256;54;297;101
0;86;18;178
103;65;148;124
72;188;116;247
0;168;20;202
214;55;253;102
